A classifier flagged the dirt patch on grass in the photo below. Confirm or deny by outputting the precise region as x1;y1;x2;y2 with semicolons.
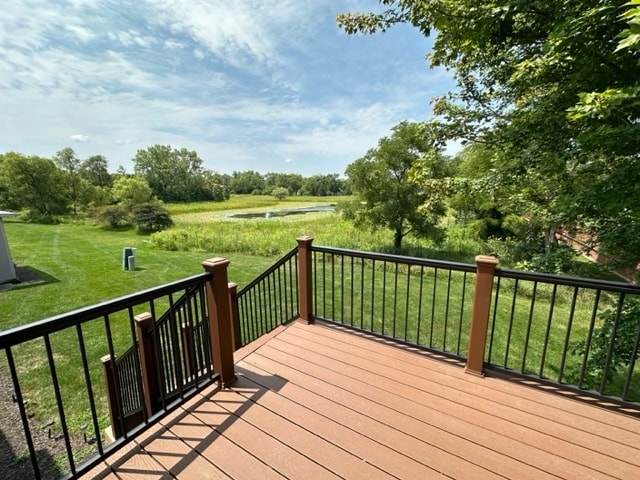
0;371;66;479
0;369;89;479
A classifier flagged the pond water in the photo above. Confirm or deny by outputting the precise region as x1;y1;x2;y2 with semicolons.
226;204;335;219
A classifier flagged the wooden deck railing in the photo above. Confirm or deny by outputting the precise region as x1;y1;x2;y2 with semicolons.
2;236;640;479
0;260;235;480
299;238;640;406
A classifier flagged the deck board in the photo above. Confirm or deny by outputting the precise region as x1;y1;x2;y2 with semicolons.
260;325;638;478
87;320;640;479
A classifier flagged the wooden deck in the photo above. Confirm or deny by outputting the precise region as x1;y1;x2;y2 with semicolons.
84;320;640;479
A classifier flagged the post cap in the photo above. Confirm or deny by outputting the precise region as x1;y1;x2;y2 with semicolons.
475;255;499;265
202;257;231;270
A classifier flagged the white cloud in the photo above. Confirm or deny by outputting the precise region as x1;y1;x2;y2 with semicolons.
65;24;96;42
164;39;185;49
71;134;89;142
107;30;153;47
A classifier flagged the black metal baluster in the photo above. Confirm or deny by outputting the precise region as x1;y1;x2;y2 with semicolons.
75;323;104;455
43;334;75;472
456;272;468;356
558;287;579;383
416;266;425;346
443;271;452;351
599;294;626;393
381;261;387;336
539;284;558;378
429;268;438;348
520;281;538;373
404;265;411;342
504;279;519;368
487;275;502;364
5;347;40;479
578;290;601;388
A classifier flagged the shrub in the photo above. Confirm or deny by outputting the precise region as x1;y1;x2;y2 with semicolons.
131;203;173;233
20;210;60;224
92;205;130;228
571;297;640;388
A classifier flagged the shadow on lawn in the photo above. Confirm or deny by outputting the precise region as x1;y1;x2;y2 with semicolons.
0;266;59;292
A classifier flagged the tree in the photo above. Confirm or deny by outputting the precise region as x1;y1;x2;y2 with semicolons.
54;147;82;214
133;145;210;202
265;172;303;195
271;187;289;200
447;144;507;240
338;1;640;268
300;174;345;196
189;170;230;201
80;155;112;187
229;170;266;194
342;121;448;250
0;152;69;219
111;176;154;210
93;205;129;228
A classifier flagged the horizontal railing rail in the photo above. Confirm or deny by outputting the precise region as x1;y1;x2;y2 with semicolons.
0;273;211;348
235;247;299;347
310;245;476;359
488;267;640;403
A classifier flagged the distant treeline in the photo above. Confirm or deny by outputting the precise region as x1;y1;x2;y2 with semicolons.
0;145;349;221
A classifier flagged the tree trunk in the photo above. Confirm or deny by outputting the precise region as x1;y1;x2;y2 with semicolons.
544;226;558;254
394;229;403;251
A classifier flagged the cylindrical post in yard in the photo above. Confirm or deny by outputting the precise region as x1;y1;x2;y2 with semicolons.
465;255;499;376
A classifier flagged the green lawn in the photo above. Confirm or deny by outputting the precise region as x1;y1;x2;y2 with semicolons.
0;219;277;330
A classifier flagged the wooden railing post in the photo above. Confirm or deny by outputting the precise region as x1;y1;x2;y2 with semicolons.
465;255;499;376
135;312;159;417
228;282;241;350
296;236;314;324
101;355;122;439
202;258;237;387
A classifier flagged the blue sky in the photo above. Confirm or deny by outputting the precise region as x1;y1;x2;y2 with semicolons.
0;1;456;176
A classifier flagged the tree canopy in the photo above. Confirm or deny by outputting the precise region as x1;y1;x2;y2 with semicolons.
132;145;229;202
342;121;448;250
338;0;640;267
0;152;69;218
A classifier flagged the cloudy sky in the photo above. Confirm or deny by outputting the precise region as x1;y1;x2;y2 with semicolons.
0;0;456;176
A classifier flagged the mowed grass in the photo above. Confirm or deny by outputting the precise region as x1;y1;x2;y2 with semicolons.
0;219;277;330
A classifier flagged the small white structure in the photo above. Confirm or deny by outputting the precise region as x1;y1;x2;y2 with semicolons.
0;211;17;283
